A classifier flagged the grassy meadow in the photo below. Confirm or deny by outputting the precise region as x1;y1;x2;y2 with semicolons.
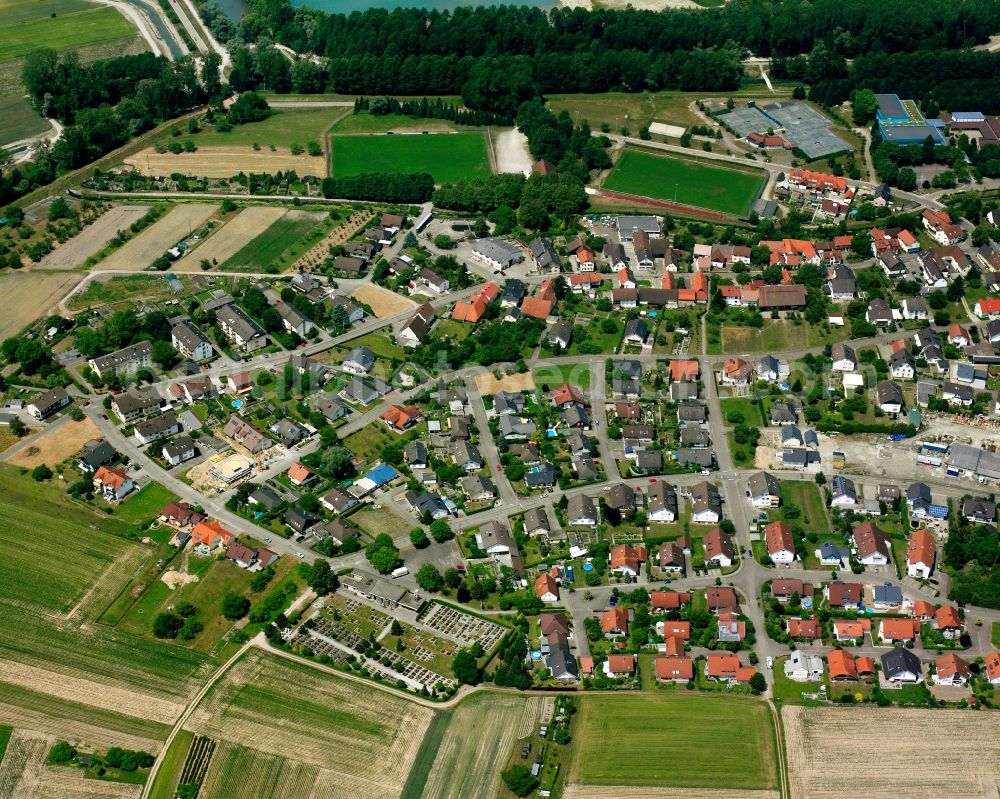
330;132;491;183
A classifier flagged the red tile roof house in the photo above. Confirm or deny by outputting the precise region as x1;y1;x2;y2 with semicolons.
651;590;691;611
159;500;200;527
659;620;691;641
604;654;637;678
226;542;258;569
906;529;936;579
535;573;559;603
933;652;971;686
770;579;814;603
381;404;422;433
668;359;699;382
655;654;694;683
191;521;234;555
833;618;871;643
705;652;756;684
609;544;647;577
706;586;739;612
824;581;864;610
786;618;821;640
93;465;134;502
600;606;629;637
985;652;1000;685
933;605;962;639
716;611;746;642
764;521;796;564
912;600;936;621
827;649;858;681
286;462;316;487
878;618;921;643
852;521;892;566
551;383;587;408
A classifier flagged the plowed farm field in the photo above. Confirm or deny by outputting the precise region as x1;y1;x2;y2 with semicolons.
37;205;151;269
782;705;1000;799
99;204;218;271
173;206;286;271
126;148;323;178
186;650;432;799
0;271;78;338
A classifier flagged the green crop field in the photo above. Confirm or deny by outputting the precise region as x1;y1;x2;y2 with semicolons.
0;466;146;613
147;730;193;799
570;693;777;790
113;482;178;525
0;5;135;62
221;211;326;271
0;0;94;26
188;651;434;798
172;107;349;149
331;132;490;183
603;149;765;216
0;95;47;146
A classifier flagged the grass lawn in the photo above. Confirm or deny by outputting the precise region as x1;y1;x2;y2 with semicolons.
720;320;850;353
172;107;349;149
344;331;406;361
603;149;764;216
777;480;830;535
0;724;11;762
112;482;178;525
0;94;47;146
532;363;591;391
0;4;135;61
343;421;398;462
331;132;490;184
353;506;413;540
770;657;824;706
570;693;776;790
220;211;327;272
430;318;474;343
993;621;1000;649
547;86;791;132
719;397;764;427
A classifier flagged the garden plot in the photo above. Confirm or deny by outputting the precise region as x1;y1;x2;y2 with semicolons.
417;602;506;651
783;705;1000;799
186;650;432;798
37;205;152;269
99;204;218;272
173;206;286;271
421;693;541;799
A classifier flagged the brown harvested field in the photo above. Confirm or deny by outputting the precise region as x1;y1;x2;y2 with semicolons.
125;147;325;178
7;418;102;469
99;204;219;272
0;272;80;338
0;660;182;726
0;729;51;799
36;205;152;270
0;703;163;755
351;284;417;318
173;206;287;271
473;371;536;394
563;789;779;799
782;705;1000;799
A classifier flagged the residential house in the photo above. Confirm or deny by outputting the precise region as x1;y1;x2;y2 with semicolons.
827;265;856;300
567;494;598;526
285;506;320;536
399;303;436;347
113;387;161;422
748;471;781;508
757;284;806;311
764;521;796;564
934;605;962;639
524;508;550;536
171;320;214;361
770;403;798;426
872;582;904;609
26;386;70;420
276;302;313;337
852;521;892;566
609;544;647;577
717;611;746;643
547;320;573;350
705;653;756;684
833;618;871;642
721;357;753;385
162;435;196;466
248;486;283;512
816;540;850;568
604;654;637;678
827;649;860;681
286;462;316;487
771;578;813;603
648;480;678;522
78;439;117;473
658;542;685;574
830;475;859;509
191;521;233;554
88;341;152;379
461;475;496;501
690;481;722;524
223;416;271;453
93;465;133;501
623;318;649;346
381;405;422;433
476;521;516;557
216;304;267;352
319;487;358;515
525;462;556;489
342;346;376;375
134;412;182;446
787;618;822;640
655;654;694;683
831;343;857;372
420;267;449;294
875;381;904;414
601;607;629;638
529;238;560;272
922;209;964;245
881;648;922;683
345;377;389;406
311;392;348;423
535;573;559;603
984;652;1000;685
934;653;971;686
866;298;894;328
758;355;788;383
825;581;864;610
962;497;996;524
703;527;735;567
784;650;824;682
901;297;928;321
889;347;915;380
706;586;738;611
452;441;482;471
651;590;692;611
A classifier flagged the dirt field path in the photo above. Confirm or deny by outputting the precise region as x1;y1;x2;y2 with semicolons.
99;204;218;271
473;372;536;394
172;206;287;271
492;128;533;174
37;205;152;270
126;147;326;178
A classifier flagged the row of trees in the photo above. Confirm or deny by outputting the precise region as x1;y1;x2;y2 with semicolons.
240;0;999;62
320;172;435;203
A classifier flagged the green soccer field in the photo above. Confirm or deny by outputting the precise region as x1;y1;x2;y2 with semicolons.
603;148;765;216
331;132;491;183
0;4;136;62
570;692;778;789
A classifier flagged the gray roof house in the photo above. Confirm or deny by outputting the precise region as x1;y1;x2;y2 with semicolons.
881;648;922;682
